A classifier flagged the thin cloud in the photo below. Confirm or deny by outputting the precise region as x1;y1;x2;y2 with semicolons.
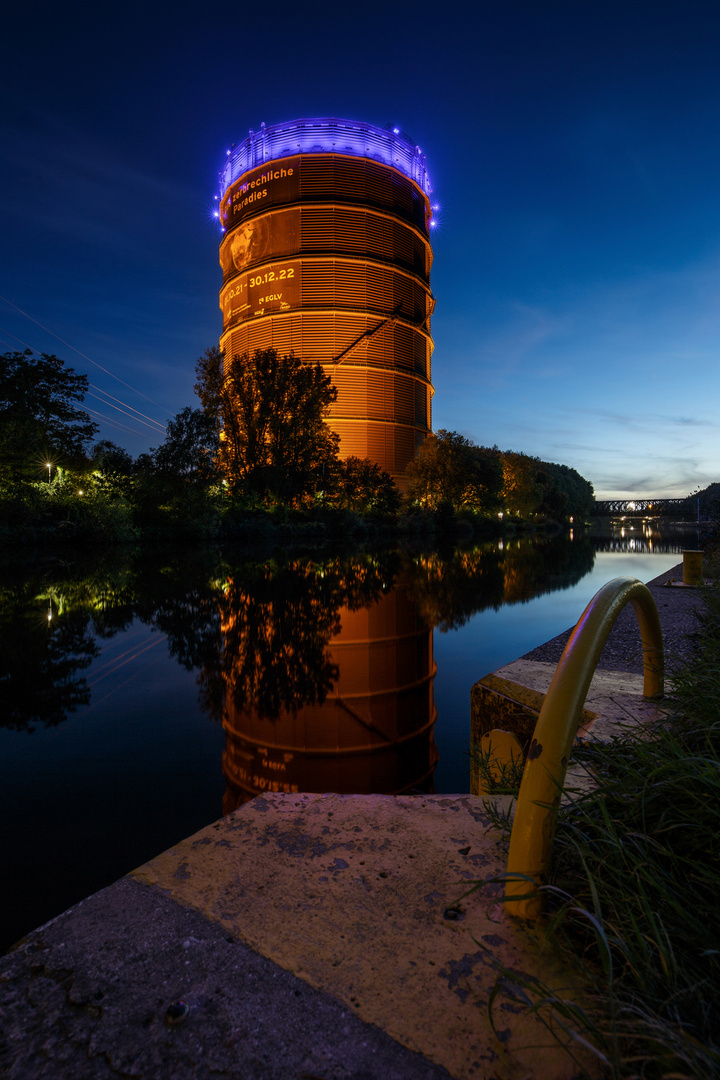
583;408;719;435
453;305;573;389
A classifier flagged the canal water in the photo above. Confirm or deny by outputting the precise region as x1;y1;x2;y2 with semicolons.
0;525;696;952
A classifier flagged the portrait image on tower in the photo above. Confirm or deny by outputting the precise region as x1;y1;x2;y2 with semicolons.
218;118;436;490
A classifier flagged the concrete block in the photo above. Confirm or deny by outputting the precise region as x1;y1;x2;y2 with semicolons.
470;673;597;753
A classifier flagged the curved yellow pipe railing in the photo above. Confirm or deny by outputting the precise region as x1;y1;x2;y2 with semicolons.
505;576;664;919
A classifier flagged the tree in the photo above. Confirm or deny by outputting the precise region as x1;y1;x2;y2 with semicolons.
335;457;401;514
90;440;135;498
407;430;503;511
501;451;545;517
130;407;222;534
0;351;98;489
91;439;134;476
151;407;220;484
501;452;594;520
536;461;594;520
195;346;339;501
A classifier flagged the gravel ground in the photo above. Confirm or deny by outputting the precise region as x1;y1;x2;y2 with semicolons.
521;563;706;675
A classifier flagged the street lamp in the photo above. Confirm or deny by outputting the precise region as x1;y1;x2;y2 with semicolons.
46;462;52;482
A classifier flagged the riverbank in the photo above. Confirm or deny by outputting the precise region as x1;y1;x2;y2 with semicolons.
470;562;703;763
0;489;589;550
471;561;720;1078
1;559;708;1078
522;561;703;671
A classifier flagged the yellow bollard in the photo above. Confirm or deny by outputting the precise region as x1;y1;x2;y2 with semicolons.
682;550;704;586
504;577;664;919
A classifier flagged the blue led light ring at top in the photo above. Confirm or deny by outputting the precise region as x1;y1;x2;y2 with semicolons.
220;118;432;199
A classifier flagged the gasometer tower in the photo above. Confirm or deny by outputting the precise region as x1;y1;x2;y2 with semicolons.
218;118;436;490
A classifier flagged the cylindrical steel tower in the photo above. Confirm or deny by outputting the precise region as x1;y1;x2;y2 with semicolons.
218;118;435;490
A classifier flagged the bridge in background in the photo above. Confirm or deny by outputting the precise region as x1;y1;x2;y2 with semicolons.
592;498;694;515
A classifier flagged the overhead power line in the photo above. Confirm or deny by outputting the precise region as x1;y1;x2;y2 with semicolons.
0;294;172;416
0;319;169;439
0;325;38;353
84;408;149;439
85;390;166;433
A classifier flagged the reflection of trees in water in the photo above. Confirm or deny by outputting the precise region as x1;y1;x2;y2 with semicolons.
0;598;98;732
405;546;505;630
220;564;437;809
217;537;599;806
500;534;596;603
0;560;114;732
0;549;224;733
0;548;401;732
405;534;596;631
211;553;399;721
127;549;225;690
1;528;678;736
0;547;150;731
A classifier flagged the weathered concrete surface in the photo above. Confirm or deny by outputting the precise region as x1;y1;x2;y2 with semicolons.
0;793;592;1080
473;662;664;796
0;875;453;1080
471;672;597;751
491;660;661;743
470;663;661;799
131;792;590;1080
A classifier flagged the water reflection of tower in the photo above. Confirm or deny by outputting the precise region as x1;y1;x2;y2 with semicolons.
222;577;437;812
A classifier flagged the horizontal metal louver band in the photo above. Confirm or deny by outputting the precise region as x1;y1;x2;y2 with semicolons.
330;420;420;476
415;380;429;426
220;259;433;332
220;154;430;235
219;348;430;392
220;205;431;283
220;314;432;376
222;253;431;302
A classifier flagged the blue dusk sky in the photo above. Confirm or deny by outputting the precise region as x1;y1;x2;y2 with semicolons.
2;0;719;499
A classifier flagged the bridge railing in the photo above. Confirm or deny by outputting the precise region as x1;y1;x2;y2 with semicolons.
592;498;689;515
503;576;664;919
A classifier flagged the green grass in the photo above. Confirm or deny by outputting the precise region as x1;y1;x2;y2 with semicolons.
471;579;720;1078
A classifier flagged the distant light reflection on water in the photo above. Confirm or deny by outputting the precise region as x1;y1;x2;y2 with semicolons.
0;525;697;951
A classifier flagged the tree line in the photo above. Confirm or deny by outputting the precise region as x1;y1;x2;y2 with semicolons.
407;429;594;520
0;346;594;542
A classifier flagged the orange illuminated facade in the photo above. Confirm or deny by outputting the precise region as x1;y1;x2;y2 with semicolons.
218;118;436;489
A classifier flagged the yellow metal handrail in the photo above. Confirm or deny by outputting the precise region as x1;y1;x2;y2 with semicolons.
505;577;664;919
